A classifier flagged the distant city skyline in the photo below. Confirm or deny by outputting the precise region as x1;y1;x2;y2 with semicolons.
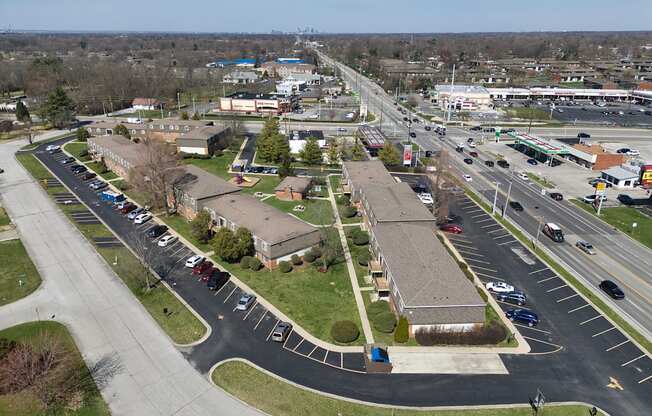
1;0;651;33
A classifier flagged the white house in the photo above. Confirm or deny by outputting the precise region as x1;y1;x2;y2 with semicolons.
600;166;640;189
132;98;162;111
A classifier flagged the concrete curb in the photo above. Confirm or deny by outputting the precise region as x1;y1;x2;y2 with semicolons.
208;357;609;415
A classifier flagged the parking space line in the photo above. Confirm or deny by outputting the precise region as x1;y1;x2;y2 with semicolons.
592;327;616;338
546;284;569;293
514;324;552;334
451;242;476;249
497;240;517;246
223;286;237;303
606;340;630;352
621;354;646;367
579;315;603;325
639;374;652;384
537;276;557;284
522;336;563;350
254;310;268;330
268;320;281;342
448;237;472;244
308;345;318;357
471;213;489;219
476;218;494;224
456;250;484;257
493;233;512;240
243;302;258;320
470;265;498;272
463;208;483;213
323;350;329;363
474;272;504;281
568;304;590;314
293;338;305;352
487;229;505;234
556;294;579;303
529;267;549;275
213;282;230;296
465;258;491;265
341;353;343;368
481;223;500;228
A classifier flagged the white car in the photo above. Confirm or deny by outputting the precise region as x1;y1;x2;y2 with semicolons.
185;255;205;268
463;174;472;182
45;144;60;151
486;281;515;293
133;213;152;224
417;192;434;204
157;234;178;247
467;142;477;148
582;194;607;203
518;172;529;181
626;149;640;156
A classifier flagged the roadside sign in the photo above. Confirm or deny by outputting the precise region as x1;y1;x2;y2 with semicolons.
596;182;606;192
402;144;413;166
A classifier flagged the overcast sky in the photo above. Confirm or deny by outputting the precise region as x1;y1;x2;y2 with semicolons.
1;0;651;33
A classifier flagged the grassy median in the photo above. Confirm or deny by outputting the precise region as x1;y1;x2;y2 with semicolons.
0;206;10;227
0;239;42;306
0;321;110;416
212;361;603;416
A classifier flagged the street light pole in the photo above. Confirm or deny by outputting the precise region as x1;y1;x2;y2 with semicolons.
503;180;513;218
492;182;500;214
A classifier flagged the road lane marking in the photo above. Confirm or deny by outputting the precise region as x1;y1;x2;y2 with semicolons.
556;294;579;303
568;304;590;314
592;327;616;338
269;320;281;342
253;310;268;330
579;315;603;325
514;324;552;334
546;284;568;293
529;267;549;275
223;286;237;303
621;354;646;367
606;340;630;352
537;276;557;284
639;374;652;384
243;302;258;320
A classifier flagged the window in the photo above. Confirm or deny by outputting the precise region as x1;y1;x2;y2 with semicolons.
624;180;631;186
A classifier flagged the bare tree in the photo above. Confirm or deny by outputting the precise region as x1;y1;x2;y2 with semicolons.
427;150;452;224
128;230;178;290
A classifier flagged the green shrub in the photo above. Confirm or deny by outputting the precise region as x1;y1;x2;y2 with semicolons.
291;254;303;266
240;256;252;269
336;195;350;206
372;312;397;334
353;231;369;246
79;149;89;158
279;261;292;273
249;257;263;271
343;205;357;218
304;252;316;263
310;247;322;258
366;300;390;319
358;251;370;266
330;320;360;343
394;316;409;343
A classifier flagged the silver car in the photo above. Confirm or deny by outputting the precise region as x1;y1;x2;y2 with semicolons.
576;240;596;255
271;322;292;342
235;293;256;311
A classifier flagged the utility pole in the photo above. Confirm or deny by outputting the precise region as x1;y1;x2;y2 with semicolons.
492;181;500;214
177;91;181;113
503;180;513;218
446;64;456;125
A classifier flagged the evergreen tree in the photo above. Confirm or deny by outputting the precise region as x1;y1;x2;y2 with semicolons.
299;136;323;165
378;142;401;166
278;156;295;179
326;139;340;165
190;210;212;243
234;227;254;258
350;139;365;161
212;228;240;262
114;124;131;140
38;86;75;128
15;101;30;122
256;117;279;162
270;133;290;163
75;127;90;142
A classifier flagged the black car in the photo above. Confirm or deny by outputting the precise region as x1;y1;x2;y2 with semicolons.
71;165;87;174
485;160;495;167
207;271;230;291
424;126;431;131
483;127;495;133
502;128;515;133
497;160;510;169
505;309;539;327
403;117;409;122
509;201;524;211
81;172;97;181
549;192;563;201
409;132;416;138
599;280;625;300
617;194;634;205
463;158;473;165
527;158;538;165
470;126;483;131
147;225;168;238
496;291;527;306
577;132;591;139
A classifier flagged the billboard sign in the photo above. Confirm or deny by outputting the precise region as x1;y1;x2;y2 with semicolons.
596;182;606;194
640;165;652;189
403;144;413;166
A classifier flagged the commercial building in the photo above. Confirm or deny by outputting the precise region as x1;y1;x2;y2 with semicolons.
222;71;260;84
87;135;145;178
600;166;640;189
218;92;297;115
274;176;312;201
176;125;231;156
379;59;438;79
88;119;213;144
276;80;306;96
488;87;631;102
284;73;322;85
342;161;485;331
357;125;386;151
260;61;316;78
431;85;492;111
203;194;321;268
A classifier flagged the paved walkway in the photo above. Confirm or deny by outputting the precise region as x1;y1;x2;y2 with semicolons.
0;139;261;416
326;175;374;343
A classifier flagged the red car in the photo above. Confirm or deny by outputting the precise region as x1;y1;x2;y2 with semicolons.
469;151;478;158
192;261;213;275
440;224;463;234
200;267;216;282
120;203;136;214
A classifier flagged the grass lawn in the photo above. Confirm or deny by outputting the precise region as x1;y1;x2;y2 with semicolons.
213;361;602;416
16;153;53;180
159;214;212;252
345;229;371;285
63;141;90;161
240;175;282;195
328;175;342;193
182;152;235;181
0;206;10;227
337;201;363;225
214;245;363;345
84;162;119;180
526;172;555;189
0;321;110;416
263;197;335;226
572;200;652;250
0;239;42;306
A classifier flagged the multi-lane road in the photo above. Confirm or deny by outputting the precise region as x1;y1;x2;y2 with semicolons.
316;50;652;339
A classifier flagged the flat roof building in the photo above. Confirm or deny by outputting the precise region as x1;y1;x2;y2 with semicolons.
600;166;640;189
357;125;386;150
176;125;231;156
432;85;492;111
218;92;297;115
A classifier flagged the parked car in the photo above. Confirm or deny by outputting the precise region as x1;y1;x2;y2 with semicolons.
157;234;178;247
527;158;538;166
440;223;463;234
497;160;510;169
409;132;416;138
424;126;431;131
467;138;475;143
582;194;607;204
133;213;152;225
127;207;145;220
185;255;206;268
616;148;630;154
462;174;472;182
486;281;515;293
120;203;137;214
599;280;625;300
485;160;495;167
147;225;168;238
549;192;563;201
200;267;216;282
626;149;640;156
483;127;495;133
89;181;107;190
469;151;478;158
577;132;591;139
470;126;483;131
617;194;634;205
496;291;527;306
271;322;293;342
81;172;97;181
576;240;596;255
60;157;75;165
46;144;60;152
71;165;87;174
467;142;476;148
509;201;524;211
236;293;256;311
505;309;539;327
463;158;473;165
192;261;213;275
207;271;230;291
518;172;529;181
417;193;434;205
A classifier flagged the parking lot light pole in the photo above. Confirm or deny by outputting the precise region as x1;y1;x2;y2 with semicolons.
492;182;500;214
503;180;513;218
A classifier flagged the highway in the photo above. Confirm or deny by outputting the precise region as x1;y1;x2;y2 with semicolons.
315;49;652;340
